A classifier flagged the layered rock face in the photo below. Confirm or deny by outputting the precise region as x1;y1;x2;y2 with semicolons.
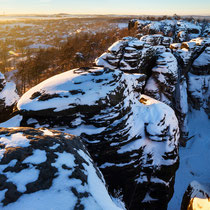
140;34;173;48
172;37;210;120
181;181;210;210
0;127;121;210
95;37;156;73
17;67;179;209
96;34;209;147
96;35;178;107
0;72;19;123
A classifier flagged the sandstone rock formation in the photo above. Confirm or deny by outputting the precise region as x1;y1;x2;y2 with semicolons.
181;181;210;210
0;127;122;210
172;37;210;120
95;37;155;73
16;67;179;209
140;34;173;47
0;72;19;123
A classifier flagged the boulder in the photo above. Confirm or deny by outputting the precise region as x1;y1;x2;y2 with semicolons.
0;72;19;123
17;67;179;209
0;127;122;210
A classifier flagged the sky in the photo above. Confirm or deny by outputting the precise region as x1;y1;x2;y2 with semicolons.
0;0;209;16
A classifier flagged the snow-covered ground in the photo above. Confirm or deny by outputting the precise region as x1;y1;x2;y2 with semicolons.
168;109;210;209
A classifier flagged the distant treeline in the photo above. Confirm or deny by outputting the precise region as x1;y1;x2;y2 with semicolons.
15;27;137;94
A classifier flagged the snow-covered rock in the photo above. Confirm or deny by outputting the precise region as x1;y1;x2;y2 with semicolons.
172;37;210;68
129;19;204;42
16;67;179;209
181;181;210;210
0;127;122;210
95;37;155;73
144;52;178;106
188;73;210;117
140;20;176;37
191;46;210;75
176;20;202;42
171;37;210;140
140;34;173;47
0;72;19;123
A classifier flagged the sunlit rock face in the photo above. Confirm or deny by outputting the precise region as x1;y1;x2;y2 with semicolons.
95;37;156;73
0;127;121;210
181;181;210;210
0;72;19;123
17;67;179;209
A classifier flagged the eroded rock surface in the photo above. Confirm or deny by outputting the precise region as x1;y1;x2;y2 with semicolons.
17;67;179;209
0;127;122;210
140;34;173;48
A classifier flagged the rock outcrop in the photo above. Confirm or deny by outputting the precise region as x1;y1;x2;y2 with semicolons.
129;19;206;42
175;20;201;42
140;34;173;48
0;127;122;210
181;181;210;210
96;36;178;107
95;37;155;73
0;72;19;123
16;67;179;209
172;37;210;120
144;51;178;106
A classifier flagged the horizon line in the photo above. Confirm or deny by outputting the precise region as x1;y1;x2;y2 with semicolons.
1;13;210;17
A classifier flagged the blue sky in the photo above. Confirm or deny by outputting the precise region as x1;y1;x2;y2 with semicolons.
0;0;209;15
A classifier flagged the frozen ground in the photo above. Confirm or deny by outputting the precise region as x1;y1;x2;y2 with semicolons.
168;109;210;209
